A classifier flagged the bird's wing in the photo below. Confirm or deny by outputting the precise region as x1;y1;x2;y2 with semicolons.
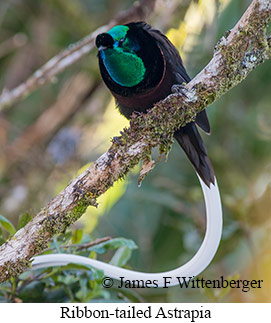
137;22;211;134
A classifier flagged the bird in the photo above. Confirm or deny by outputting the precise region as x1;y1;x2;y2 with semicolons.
30;23;223;287
95;21;214;187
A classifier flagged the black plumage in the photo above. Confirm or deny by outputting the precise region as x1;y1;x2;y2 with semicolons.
96;22;214;186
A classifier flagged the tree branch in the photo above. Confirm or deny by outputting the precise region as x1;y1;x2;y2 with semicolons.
0;0;270;283
0;0;157;111
3;73;98;167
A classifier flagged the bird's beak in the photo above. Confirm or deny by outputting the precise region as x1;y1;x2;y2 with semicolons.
98;45;107;51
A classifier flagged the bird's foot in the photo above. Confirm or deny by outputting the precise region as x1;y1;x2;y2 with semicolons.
171;84;188;95
171;84;197;103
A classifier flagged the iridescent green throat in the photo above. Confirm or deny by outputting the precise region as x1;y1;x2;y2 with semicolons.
101;48;146;87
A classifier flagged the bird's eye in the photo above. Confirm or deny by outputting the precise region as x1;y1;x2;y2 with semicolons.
118;38;125;46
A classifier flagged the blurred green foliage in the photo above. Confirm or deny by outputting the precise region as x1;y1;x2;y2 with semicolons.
0;213;139;302
0;0;270;302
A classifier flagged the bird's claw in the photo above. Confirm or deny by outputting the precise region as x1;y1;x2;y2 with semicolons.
171;84;188;96
171;84;197;103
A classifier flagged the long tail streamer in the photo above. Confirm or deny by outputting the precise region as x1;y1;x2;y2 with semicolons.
31;175;222;287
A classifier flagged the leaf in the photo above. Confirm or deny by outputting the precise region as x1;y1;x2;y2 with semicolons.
110;246;132;267
52;236;61;253
72;229;83;244
58;263;104;280
17;213;32;230
89;237;137;254
0;215;16;235
89;250;97;260
0;228;5;245
56;231;72;244
75;278;88;301
19;281;46;302
57;273;78;285
60;263;96;272
91;267;104;281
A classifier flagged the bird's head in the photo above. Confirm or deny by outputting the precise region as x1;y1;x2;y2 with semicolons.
96;25;146;88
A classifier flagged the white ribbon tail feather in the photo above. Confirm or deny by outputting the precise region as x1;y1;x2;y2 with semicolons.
31;175;223;287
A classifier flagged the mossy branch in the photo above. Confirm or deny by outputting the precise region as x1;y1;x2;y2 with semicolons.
0;0;270;283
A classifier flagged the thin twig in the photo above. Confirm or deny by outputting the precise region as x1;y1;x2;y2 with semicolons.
0;0;157;111
69;236;112;251
2;74;99;168
44;236;112;253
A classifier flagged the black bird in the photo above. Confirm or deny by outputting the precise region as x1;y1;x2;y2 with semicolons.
95;22;214;186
